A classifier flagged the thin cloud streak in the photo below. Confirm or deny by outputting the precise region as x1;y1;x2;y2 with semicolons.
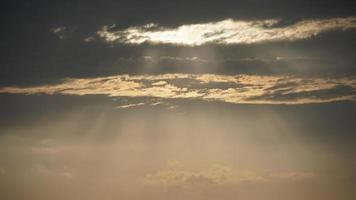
1;74;355;104
97;17;356;46
116;102;145;109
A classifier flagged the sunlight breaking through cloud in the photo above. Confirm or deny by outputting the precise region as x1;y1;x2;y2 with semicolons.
1;74;355;104
97;17;356;46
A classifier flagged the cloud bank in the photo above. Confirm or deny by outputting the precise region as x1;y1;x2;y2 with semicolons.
1;74;355;105
97;17;356;46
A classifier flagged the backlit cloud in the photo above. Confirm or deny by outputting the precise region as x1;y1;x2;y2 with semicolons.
1;74;355;104
97;17;356;46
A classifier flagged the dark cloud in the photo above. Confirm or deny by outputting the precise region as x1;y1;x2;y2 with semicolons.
1;1;356;86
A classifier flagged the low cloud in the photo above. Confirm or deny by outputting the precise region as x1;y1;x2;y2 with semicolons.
144;161;316;187
97;17;356;46
1;74;355;104
144;162;265;187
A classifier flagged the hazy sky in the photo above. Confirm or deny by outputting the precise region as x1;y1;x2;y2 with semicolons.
1;1;356;200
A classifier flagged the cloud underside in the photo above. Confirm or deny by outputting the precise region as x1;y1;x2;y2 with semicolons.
97;17;356;46
1;74;355;105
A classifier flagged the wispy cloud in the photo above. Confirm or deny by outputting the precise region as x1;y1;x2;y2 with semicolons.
116;102;145;109
144;164;241;186
1;74;355;104
97;17;356;46
51;26;69;40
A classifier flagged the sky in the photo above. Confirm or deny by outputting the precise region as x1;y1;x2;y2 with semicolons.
0;0;356;199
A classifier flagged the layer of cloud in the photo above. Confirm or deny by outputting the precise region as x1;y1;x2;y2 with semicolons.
97;17;356;46
144;161;316;187
0;74;355;104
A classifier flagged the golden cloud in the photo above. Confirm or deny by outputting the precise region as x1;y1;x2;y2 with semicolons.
97;17;356;46
1;74;355;104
